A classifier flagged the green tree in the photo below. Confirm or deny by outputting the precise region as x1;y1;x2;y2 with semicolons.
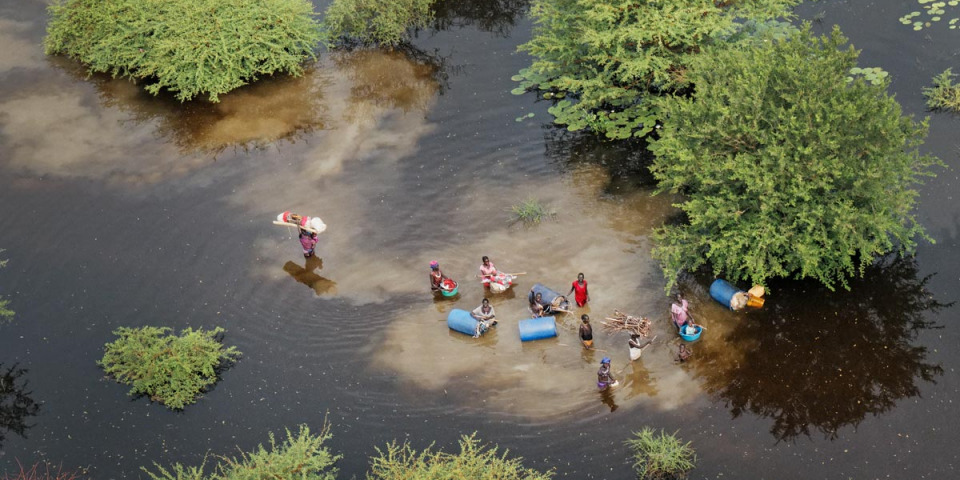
144;424;339;480
45;0;322;102
368;433;553;479
322;0;434;47
513;0;800;139
649;26;942;290
99;326;241;410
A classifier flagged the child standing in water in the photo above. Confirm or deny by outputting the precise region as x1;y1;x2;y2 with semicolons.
299;229;318;258
579;314;594;349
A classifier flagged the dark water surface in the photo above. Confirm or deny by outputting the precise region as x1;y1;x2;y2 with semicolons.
2;0;959;478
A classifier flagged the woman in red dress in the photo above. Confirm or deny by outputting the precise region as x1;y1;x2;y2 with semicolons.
567;272;590;307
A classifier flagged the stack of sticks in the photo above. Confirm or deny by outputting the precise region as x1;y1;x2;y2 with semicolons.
601;310;652;337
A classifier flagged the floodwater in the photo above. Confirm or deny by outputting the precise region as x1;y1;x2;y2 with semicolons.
1;0;958;478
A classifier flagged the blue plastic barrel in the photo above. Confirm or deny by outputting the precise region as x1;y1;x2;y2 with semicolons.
447;309;478;336
710;279;740;309
518;316;557;341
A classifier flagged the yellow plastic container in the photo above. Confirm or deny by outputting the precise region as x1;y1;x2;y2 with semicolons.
747;294;765;308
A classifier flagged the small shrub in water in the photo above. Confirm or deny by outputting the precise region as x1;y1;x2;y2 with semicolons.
368;432;553;479
44;0;322;102
99;326;240;410
322;0;434;47
626;428;696;479
511;198;552;224
143;424;339;480
923;68;960;112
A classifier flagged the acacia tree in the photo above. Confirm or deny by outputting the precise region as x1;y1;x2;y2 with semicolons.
513;0;800;139
649;26;942;290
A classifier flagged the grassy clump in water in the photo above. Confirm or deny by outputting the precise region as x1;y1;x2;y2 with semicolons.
511;198;553;224
99;326;240;410
0;250;12;323
44;0;322;102
143;424;339;480
368;433;553;479
923;68;960;112
2;462;85;480
626;428;696;479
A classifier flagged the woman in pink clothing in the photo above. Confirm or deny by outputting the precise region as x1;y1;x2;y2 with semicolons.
567;273;590;307
478;256;498;285
671;293;690;328
299;229;318;258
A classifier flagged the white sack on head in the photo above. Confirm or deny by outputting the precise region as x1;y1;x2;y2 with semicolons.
308;217;327;234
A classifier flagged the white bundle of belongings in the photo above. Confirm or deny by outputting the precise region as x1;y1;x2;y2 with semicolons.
488;273;516;294
274;211;327;234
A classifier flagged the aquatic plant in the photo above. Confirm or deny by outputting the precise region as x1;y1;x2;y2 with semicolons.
510;198;553;224
44;0;322;102
512;0;801;139
322;0;434;47
899;1;960;32
649;25;943;290
923;68;960;112
368;432;553;479
0;250;11;323
848;67;889;86
626;428;696;480
1;462;84;480
99;326;241;410
144;424;339;480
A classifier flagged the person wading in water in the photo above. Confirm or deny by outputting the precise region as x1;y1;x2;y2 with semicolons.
579;314;594;349
597;357;618;390
567;272;590;307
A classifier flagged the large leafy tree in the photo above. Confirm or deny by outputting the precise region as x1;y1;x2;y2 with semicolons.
45;0;322;102
513;0;800;139
649;26;942;290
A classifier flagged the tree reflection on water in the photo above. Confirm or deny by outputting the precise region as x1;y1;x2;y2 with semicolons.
431;0;529;37
693;255;950;441
0;364;40;448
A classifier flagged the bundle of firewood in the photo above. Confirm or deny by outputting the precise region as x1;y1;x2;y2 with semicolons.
601;310;651;337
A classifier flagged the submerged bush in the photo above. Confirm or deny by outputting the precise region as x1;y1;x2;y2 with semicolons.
626;428;696;480
99;326;240;410
649;26;942;290
368;433;553;479
923;68;960;112
44;0;322;102
510;198;552;224
322;0;434;47
144;424;339;480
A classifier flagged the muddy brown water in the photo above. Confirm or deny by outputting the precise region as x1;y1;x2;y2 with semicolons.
1;0;959;478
